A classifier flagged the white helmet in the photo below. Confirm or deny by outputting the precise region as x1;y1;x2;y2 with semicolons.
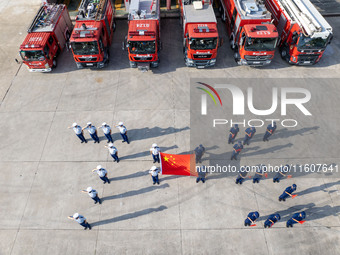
108;143;114;147
73;213;79;218
86;187;93;192
72;122;77;127
150;166;157;171
96;165;102;170
102;122;107;126
87;122;92;126
118;121;123;126
152;143;157;148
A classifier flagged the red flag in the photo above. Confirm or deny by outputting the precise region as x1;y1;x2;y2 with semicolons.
264;173;268;178
287;175;292;179
292;194;298;199
160;152;197;176
250;224;256;227
299;221;306;224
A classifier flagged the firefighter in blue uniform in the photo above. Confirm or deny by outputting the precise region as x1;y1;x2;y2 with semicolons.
228;124;239;144
244;211;259;226
231;141;243;160
264;214;281;228
263;122;277;142
286;211;306;227
243;127;256;145
236;166;249;185
253;164;266;183
279;184;297;201
273;164;290;183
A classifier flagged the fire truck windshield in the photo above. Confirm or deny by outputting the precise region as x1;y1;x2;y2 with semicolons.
20;50;45;61
71;41;99;55
189;38;217;50
244;37;277;51
297;35;328;50
129;41;156;54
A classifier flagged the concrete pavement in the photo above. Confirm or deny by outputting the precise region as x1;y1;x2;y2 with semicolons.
0;1;340;255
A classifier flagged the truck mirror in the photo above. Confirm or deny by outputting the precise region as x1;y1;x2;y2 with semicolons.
239;37;244;46
328;34;333;45
219;37;224;47
66;42;70;51
15;58;20;64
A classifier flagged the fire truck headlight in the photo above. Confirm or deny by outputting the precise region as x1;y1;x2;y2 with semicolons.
45;63;49;69
291;56;297;62
187;58;194;64
240;59;247;65
210;59;216;64
265;60;271;64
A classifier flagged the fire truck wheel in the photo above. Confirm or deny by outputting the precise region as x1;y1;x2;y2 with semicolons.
52;58;57;68
221;12;226;22
280;47;288;59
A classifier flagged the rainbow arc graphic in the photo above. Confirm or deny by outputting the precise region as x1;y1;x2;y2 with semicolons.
197;82;222;115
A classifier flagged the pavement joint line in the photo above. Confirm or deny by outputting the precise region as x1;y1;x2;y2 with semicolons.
252;184;270;255
177;174;184;255
2;226;340;231
8;67;68;254
0;62;22;107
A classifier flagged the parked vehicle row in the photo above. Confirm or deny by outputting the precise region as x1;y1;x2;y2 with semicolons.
18;0;333;72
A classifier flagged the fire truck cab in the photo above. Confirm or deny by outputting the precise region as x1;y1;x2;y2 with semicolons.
124;0;161;71
220;0;278;66
70;0;115;69
265;0;333;65
180;0;220;68
19;4;72;72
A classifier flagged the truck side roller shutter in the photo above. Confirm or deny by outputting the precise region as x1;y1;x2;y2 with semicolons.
105;17;111;38
277;14;287;36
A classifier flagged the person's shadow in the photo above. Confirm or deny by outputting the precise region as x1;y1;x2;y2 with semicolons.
119;145;178;160
91;206;168;227
296;180;340;196
102;183;170;201
111;126;190;143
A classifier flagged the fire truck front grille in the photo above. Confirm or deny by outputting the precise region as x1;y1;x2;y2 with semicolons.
134;57;153;61
78;57;98;62
297;54;319;64
193;54;212;59
244;55;271;61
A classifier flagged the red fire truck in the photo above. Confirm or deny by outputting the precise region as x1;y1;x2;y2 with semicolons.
19;4;72;72
70;0;115;69
264;0;333;65
123;0;161;71
219;0;278;66
179;0;220;68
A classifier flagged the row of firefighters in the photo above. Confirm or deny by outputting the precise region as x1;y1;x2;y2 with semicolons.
20;0;333;72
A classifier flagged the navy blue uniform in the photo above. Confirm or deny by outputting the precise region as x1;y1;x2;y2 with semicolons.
194;145;206;164
279;184;297;201
196;166;207;183
253;164;265;183
231;142;243;160
236;166;249;184
243;127;256;145
273;165;290;183
264;214;281;228
228;124;239;144
263;122;277;142
244;211;259;226
287;211;306;227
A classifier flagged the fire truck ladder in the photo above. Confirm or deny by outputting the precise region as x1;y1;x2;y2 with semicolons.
280;0;321;35
28;4;63;32
95;0;107;20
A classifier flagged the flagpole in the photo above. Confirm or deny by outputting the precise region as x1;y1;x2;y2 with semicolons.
159;152;162;174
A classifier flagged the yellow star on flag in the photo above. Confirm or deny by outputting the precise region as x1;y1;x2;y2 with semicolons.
163;156;169;162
